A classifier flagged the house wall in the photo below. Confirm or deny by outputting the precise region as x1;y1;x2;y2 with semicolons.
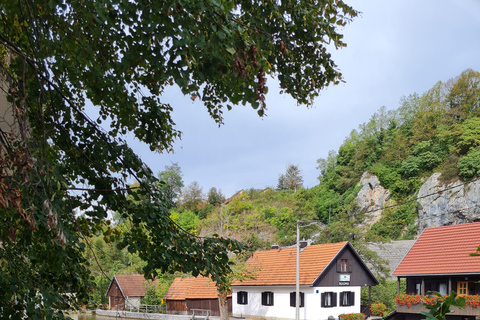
232;285;361;320
107;279;124;310
125;296;141;309
314;247;377;287
186;297;232;316
166;300;188;314
405;276;480;295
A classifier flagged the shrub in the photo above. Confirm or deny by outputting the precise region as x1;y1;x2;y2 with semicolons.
400;156;421;177
458;148;480;178
370;302;387;316
339;313;365;320
395;293;422;306
395;294;480;308
465;295;480;307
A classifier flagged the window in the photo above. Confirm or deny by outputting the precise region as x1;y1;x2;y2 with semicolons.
340;291;355;306
458;282;468;295
337;259;351;273
237;291;248;305
262;291;274;306
415;283;421;295
289;292;305;308
439;283;447;295
321;292;337;308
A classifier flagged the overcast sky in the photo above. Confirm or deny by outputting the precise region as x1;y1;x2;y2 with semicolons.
125;0;480;198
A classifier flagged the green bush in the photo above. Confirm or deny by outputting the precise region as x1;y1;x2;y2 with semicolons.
458;148;480;178
401;156;421;177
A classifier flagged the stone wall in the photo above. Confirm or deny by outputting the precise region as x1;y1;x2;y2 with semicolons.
95;309;192;320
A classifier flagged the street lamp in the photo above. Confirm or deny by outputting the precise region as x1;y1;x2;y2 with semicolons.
296;220;319;320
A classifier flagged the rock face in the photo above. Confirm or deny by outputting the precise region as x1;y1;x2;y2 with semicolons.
357;172;391;226
417;173;480;230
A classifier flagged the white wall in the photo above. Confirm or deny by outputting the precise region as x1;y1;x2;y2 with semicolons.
125;296;142;309
232;286;361;320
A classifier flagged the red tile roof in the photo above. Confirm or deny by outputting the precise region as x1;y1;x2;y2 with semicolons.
393;223;480;276
164;276;231;300
114;274;150;297
163;277;196;300
187;276;222;299
233;242;348;286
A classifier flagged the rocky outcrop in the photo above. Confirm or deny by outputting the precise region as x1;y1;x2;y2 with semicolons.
417;173;480;230
357;172;391;226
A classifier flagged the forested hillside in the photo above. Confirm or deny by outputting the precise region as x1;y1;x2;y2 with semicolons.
85;69;480;309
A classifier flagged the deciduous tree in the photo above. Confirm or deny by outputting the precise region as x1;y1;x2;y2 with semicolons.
0;0;357;317
179;181;205;213
157;162;184;205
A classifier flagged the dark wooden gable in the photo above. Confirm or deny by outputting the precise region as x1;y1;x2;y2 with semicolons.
312;243;378;287
106;277;125;310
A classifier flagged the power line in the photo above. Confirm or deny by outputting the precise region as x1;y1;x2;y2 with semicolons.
362;176;480;216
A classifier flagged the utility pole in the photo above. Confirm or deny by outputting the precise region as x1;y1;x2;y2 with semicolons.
296;221;300;320
296;220;320;320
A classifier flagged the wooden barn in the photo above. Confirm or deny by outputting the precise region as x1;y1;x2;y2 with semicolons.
164;276;232;316
106;274;153;310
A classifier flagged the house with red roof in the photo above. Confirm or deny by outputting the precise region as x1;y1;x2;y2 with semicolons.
391;222;480;320
231;241;378;320
106;274;155;310
164;276;232;316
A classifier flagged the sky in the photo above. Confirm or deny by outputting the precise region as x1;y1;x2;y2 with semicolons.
125;0;480;198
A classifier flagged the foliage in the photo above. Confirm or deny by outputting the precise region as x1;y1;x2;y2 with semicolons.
0;0;360;315
170;210;200;235
369;202;417;240
465;295;480;307
179;181;205;213
395;293;422;306
338;313;365;320
458;148;480;178
420;291;466;320
362;280;405;314
157;163;184;206
278;164;304;191
207;187;225;206
141;281;162;305
369;302;387;316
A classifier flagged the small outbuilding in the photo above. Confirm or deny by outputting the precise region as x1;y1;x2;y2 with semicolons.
106;274;153;310
164;276;232;316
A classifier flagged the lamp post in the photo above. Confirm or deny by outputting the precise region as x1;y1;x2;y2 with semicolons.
296;220;319;320
296;221;300;320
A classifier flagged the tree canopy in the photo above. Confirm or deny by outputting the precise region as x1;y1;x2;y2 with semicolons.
0;0;357;317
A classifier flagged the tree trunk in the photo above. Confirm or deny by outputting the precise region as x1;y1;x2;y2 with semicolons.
218;286;229;320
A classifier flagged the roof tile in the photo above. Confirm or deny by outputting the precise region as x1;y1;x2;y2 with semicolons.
233;242;347;286
393;223;480;276
114;274;151;297
164;276;231;300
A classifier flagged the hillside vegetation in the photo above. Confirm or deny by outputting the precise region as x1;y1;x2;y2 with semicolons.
85;69;480;308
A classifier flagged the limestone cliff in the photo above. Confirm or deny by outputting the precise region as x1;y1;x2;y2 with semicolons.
356;171;480;232
417;173;480;230
356;172;391;226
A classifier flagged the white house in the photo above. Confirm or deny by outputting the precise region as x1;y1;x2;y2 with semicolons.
232;241;378;320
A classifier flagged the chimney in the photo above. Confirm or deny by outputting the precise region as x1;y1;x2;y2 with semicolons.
299;240;308;249
271;244;279;249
